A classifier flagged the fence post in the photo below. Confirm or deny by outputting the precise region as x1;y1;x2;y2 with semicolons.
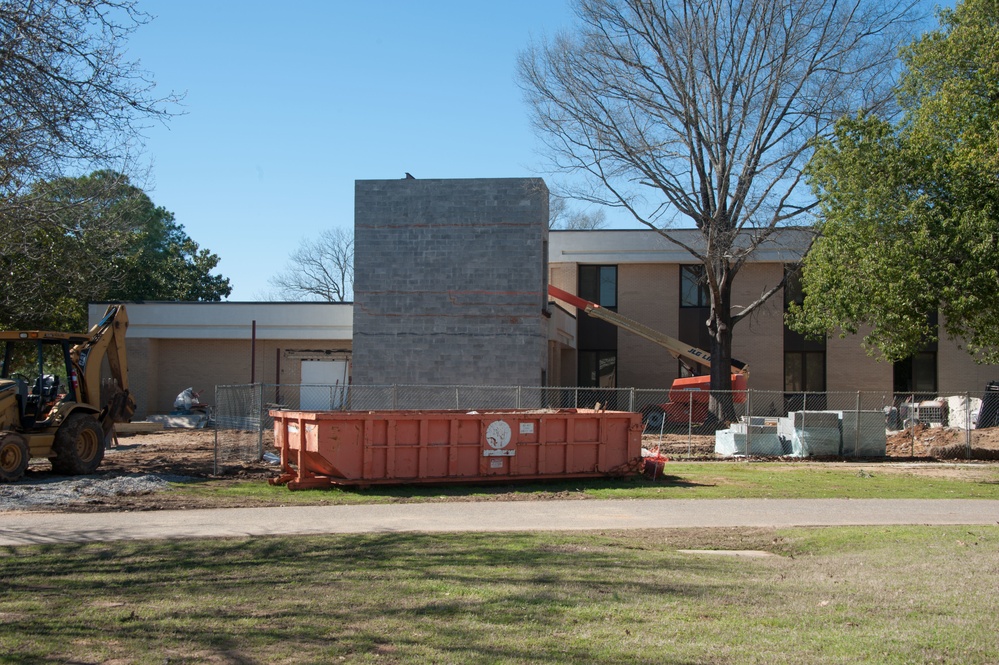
213;385;220;476
802;392;808;441
746;389;752;458
687;390;694;456
966;391;972;460
256;382;264;461
392;385;398;410
910;392;916;457
517;385;522;409
855;391;861;457
629;388;635;413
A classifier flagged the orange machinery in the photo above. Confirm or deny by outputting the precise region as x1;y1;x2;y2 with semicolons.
547;284;748;425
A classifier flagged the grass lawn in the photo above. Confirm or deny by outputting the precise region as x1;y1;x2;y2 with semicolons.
1;526;996;664
174;461;999;506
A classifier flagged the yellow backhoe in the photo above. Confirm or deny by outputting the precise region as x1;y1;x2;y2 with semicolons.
0;305;135;482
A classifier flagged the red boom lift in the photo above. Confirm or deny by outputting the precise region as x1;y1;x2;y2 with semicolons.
548;285;748;426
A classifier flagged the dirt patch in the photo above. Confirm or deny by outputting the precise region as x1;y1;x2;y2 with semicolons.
5;429;278;513
86;429;274;479
4;425;998;513
886;423;999;459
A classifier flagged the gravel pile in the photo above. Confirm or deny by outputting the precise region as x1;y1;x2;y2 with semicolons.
0;474;187;511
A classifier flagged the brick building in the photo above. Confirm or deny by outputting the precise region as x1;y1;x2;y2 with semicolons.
89;302;352;419
95;180;999;419
548;229;999;397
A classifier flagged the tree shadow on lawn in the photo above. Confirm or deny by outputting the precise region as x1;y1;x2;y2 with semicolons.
340;474;713;501
1;532;730;663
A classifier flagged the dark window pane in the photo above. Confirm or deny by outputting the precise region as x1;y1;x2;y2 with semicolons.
578;266;599;304
681;265;708;307
579;351;616;388
784;353;803;392
579;351;597;387
912;352;936;393
579;265;617;307
894;352;937;393
804;351;826;392
597;352;617;388
784;266;804;308
599;266;616;308
785;351;826;392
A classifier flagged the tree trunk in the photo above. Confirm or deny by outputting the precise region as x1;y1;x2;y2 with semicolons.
707;271;739;425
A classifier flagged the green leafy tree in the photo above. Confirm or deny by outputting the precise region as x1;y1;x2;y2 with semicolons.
791;0;999;363
0;171;231;331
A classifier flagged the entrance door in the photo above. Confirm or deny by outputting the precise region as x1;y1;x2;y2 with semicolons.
300;360;349;410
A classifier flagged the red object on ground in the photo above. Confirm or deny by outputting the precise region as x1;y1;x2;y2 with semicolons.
643;454;669;480
269;408;644;490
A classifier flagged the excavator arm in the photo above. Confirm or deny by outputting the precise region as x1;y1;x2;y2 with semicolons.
72;305;135;433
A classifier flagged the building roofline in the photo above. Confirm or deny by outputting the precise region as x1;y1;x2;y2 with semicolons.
549;227;812;264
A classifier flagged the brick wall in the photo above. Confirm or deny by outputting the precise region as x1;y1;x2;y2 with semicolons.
352;178;549;386
617;263;680;388
825;326;892;393
730;263;785;393
126;338;352;418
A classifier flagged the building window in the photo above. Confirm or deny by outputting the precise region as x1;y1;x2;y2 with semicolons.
579;351;617;388
784;351;826;392
892;312;939;394
894;352;937;394
680;265;709;307
783;266;804;308
579;265;617;308
783;265;826;393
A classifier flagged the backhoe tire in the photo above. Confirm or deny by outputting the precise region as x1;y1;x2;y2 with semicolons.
51;414;105;476
0;432;30;483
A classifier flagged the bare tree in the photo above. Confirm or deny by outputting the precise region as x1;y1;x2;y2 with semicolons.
549;193;608;230
0;0;178;246
270;228;354;302
519;0;922;401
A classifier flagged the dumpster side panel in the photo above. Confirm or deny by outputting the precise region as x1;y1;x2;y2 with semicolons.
541;418;566;475
270;409;641;487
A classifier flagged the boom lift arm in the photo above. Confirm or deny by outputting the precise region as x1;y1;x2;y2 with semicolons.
547;285;748;377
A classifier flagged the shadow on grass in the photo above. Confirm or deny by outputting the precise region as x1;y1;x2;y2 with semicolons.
336;474;715;501
0;532;720;663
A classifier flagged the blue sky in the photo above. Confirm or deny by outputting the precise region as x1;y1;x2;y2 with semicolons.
127;0;626;300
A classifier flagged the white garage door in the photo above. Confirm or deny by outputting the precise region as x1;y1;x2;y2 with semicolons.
300;360;349;410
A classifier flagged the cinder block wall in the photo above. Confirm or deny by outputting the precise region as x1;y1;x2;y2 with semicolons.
352;178;549;386
126;338;352;418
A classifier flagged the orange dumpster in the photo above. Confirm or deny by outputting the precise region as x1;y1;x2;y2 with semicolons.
269;408;643;489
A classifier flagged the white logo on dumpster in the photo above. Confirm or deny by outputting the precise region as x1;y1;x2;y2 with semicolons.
483;420;514;457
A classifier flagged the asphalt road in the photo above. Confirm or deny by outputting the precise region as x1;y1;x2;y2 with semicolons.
2;499;999;547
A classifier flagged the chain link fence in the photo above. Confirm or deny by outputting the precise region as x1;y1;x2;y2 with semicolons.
213;382;999;471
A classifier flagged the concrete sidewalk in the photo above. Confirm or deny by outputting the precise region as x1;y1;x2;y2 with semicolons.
3;499;999;547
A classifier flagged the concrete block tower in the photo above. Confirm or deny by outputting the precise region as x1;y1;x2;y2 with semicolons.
352;177;549;387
